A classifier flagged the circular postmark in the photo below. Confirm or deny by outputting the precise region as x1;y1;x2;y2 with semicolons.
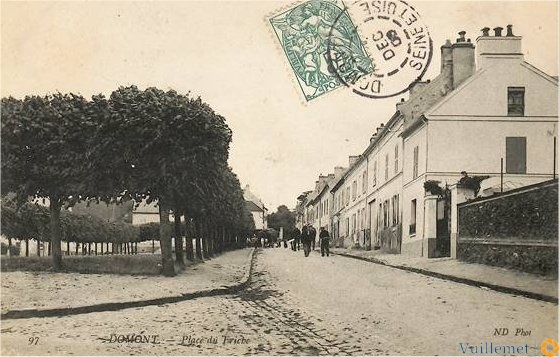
327;0;432;99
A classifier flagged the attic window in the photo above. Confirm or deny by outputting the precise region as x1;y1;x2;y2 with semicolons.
507;87;524;116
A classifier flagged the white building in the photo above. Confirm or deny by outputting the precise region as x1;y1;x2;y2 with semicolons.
305;25;558;258
243;185;268;230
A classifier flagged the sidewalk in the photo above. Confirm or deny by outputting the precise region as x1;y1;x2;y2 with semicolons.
1;248;255;319
330;247;558;303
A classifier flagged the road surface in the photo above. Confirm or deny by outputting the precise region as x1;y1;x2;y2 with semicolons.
1;248;556;355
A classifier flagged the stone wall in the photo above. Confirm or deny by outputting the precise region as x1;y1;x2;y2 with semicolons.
457;180;558;275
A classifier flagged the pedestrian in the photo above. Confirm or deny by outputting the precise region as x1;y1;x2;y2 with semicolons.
308;225;317;251
319;227;330;257
291;227;301;251
301;224;311;257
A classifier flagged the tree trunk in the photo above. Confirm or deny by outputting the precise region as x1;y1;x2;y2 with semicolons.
195;220;203;260
158;203;176;276
94;243;98;255
8;238;12;256
221;227;226;252
207;220;213;257
48;198;63;268
37;239;41;256
185;219;194;261
201;220;209;258
75;243;79;255
101;242;104;255
174;212;185;266
88;243;92;255
25;239;29;257
152;239;155;254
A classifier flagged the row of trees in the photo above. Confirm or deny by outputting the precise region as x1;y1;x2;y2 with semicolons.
1;86;255;276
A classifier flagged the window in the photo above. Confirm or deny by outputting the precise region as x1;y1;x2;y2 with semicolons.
385;154;389;181
392;194;400;226
352;181;357;201
373;161;377;186
506;137;527;174
362;171;367;193
410;199;417;235
352;214;356;233
357;210;361;231
346;217;350;236
413;146;419;179
394;145;399;174
383;200;390;229
508;87;525;116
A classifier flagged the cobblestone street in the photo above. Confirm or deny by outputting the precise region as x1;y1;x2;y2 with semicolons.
1;248;557;355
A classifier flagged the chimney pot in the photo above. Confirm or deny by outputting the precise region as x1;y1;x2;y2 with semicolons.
400;98;405;102
481;27;490;36
457;31;466;42
493;26;503;37
506;24;514;37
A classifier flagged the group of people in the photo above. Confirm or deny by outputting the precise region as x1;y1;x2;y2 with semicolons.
289;224;330;257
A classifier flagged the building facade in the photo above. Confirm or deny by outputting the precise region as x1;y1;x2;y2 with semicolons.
243;185;268;231
296;25;558;258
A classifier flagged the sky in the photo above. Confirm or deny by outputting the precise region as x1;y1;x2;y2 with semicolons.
1;0;558;211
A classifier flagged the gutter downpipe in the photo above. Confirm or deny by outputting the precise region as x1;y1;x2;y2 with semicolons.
421;116;429;258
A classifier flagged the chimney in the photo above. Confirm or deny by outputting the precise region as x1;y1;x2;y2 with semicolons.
451;31;475;88
476;24;523;69
441;39;453;72
493;27;503;37
334;166;346;177
375;123;385;136
369;134;377;144
349;155;360;166
506;24;514;37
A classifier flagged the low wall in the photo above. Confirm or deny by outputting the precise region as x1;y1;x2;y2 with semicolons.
457;180;558;276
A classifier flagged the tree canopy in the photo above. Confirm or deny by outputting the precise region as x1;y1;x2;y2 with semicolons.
267;205;296;235
1;86;253;275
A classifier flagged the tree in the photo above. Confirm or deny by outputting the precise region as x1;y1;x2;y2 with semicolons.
88;86;232;276
1;94;95;269
267;205;296;235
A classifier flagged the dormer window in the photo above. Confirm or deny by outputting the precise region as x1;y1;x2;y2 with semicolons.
508;87;524;116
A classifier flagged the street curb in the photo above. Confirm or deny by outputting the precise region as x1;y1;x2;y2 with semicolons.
331;252;558;304
1;248;257;320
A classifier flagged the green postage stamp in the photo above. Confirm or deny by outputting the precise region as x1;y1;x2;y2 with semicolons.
269;0;373;101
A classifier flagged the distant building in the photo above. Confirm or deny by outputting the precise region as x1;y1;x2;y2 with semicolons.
131;200;174;225
243;185;268;230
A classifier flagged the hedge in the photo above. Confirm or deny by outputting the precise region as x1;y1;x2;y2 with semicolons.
1;200;158;244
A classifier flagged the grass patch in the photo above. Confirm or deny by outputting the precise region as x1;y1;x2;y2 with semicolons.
0;254;189;275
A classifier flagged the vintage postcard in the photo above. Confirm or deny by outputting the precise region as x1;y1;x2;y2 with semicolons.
1;0;558;356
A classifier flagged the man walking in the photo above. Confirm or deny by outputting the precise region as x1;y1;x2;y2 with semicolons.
291;227;301;251
308;225;317;251
319;227;330;257
301;224;311;257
